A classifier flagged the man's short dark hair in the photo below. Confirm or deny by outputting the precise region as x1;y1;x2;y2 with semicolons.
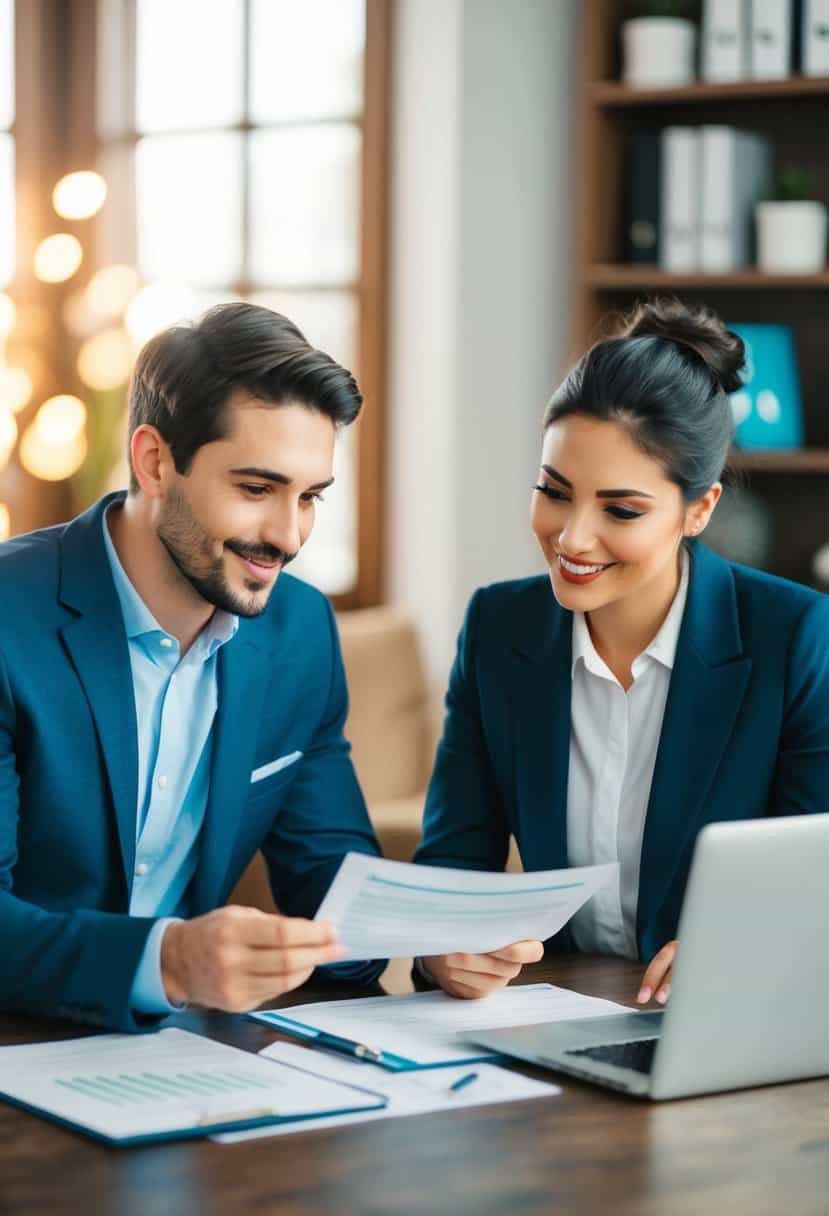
127;302;362;490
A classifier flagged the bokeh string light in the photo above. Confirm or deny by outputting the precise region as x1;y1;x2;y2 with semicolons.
52;171;108;221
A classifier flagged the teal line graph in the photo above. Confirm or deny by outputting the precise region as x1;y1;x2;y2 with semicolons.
366;874;585;897
55;1068;273;1106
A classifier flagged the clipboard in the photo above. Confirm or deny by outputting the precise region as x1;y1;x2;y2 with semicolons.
0;1028;388;1146
249;1009;498;1072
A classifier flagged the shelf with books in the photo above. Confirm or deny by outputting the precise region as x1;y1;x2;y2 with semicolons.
592;76;829;108
576;3;829;587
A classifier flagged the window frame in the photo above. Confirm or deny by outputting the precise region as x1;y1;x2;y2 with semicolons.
17;0;390;606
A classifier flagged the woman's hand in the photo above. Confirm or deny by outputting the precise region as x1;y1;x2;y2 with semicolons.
422;940;545;999
637;939;678;1006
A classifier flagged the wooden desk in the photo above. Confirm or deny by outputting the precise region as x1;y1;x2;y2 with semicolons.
2;955;827;1216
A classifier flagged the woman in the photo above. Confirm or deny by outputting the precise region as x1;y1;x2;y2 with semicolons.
415;298;829;1004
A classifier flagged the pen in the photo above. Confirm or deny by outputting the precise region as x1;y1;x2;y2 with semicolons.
449;1071;479;1094
312;1029;384;1064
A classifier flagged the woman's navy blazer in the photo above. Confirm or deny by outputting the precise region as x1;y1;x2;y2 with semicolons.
415;542;829;962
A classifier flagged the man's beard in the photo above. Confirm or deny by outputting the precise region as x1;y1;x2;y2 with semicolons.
156;484;296;618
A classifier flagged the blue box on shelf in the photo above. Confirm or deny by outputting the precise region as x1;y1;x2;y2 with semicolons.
728;324;804;451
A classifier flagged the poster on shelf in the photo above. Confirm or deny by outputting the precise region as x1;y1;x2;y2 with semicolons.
728;323;804;450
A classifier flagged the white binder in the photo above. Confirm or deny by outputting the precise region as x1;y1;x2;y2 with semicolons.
702;0;750;81
803;0;829;74
660;128;700;272
751;0;795;77
700;126;772;271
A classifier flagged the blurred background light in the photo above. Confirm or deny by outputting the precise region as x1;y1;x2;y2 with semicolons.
20;394;88;481
52;170;108;220
0;502;9;541
77;328;134;390
20;425;87;480
0;406;17;468
33;394;87;444
62;289;102;339
0;291;15;336
0;365;32;413
86;264;140;318
125;280;194;346
34;233;83;283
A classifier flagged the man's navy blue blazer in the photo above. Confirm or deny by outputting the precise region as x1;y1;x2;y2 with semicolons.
415;541;829;963
0;492;382;1031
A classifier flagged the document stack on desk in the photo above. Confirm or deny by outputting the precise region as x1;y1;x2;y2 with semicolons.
0;1028;386;1146
213;1042;561;1143
251;983;627;1070
314;853;616;961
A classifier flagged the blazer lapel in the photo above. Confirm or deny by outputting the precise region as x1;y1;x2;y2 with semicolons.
508;584;573;873
638;543;752;948
58;493;139;894
190;628;273;913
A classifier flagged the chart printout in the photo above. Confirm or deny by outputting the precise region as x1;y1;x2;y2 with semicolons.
315;854;617;959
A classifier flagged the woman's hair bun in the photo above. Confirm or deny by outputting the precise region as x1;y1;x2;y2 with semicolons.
613;297;745;394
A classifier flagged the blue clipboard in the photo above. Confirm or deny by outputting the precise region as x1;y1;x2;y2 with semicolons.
249;1009;500;1072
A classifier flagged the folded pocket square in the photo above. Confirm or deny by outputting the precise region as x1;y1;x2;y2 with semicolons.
250;751;303;784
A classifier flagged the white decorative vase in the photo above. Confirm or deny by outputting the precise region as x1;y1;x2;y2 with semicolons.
621;17;696;88
756;201;828;273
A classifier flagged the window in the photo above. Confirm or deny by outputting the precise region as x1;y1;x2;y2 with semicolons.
95;0;388;604
0;0;13;287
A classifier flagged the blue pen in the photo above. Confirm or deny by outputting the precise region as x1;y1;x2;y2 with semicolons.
449;1071;479;1093
312;1030;385;1063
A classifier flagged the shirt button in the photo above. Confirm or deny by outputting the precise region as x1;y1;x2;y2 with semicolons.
158;774;168;789
160;638;173;649
135;862;148;877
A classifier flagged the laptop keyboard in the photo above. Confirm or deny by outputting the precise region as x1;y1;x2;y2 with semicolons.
566;1038;658;1074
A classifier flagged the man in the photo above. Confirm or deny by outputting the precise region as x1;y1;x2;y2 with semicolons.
0;302;384;1032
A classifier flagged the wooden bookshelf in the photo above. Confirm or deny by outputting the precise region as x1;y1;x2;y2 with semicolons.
574;2;829;586
732;450;829;474
587;266;829;290
592;76;829;107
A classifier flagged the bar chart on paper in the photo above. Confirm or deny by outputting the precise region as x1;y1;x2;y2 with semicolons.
54;1065;275;1107
0;1028;386;1144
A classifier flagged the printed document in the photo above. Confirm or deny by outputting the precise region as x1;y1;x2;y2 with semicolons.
0;1028;385;1144
315;853;616;959
252;983;627;1067
213;1041;560;1143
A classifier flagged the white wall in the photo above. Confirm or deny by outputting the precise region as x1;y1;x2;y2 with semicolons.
388;0;578;697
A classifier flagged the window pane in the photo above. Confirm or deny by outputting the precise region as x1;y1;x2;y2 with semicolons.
288;423;357;596
248;290;357;372
0;135;13;287
249;125;361;287
136;0;244;133
249;0;364;123
136;134;243;286
0;0;12;129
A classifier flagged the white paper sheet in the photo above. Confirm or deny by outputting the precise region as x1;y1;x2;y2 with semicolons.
213;1041;560;1143
0;1028;385;1142
252;983;628;1067
315;853;616;960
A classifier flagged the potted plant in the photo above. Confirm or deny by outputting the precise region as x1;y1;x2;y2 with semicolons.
621;1;696;88
756;167;828;274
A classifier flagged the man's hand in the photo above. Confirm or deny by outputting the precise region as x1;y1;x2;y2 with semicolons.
637;939;678;1006
422;940;545;999
160;906;346;1011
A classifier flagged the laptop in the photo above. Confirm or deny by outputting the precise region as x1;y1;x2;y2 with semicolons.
474;814;829;1099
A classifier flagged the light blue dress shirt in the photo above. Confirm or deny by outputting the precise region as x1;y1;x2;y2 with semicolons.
102;506;238;1013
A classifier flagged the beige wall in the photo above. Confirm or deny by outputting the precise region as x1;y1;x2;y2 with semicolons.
387;0;579;702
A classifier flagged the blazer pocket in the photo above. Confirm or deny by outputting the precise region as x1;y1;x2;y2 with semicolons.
250;750;303;784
